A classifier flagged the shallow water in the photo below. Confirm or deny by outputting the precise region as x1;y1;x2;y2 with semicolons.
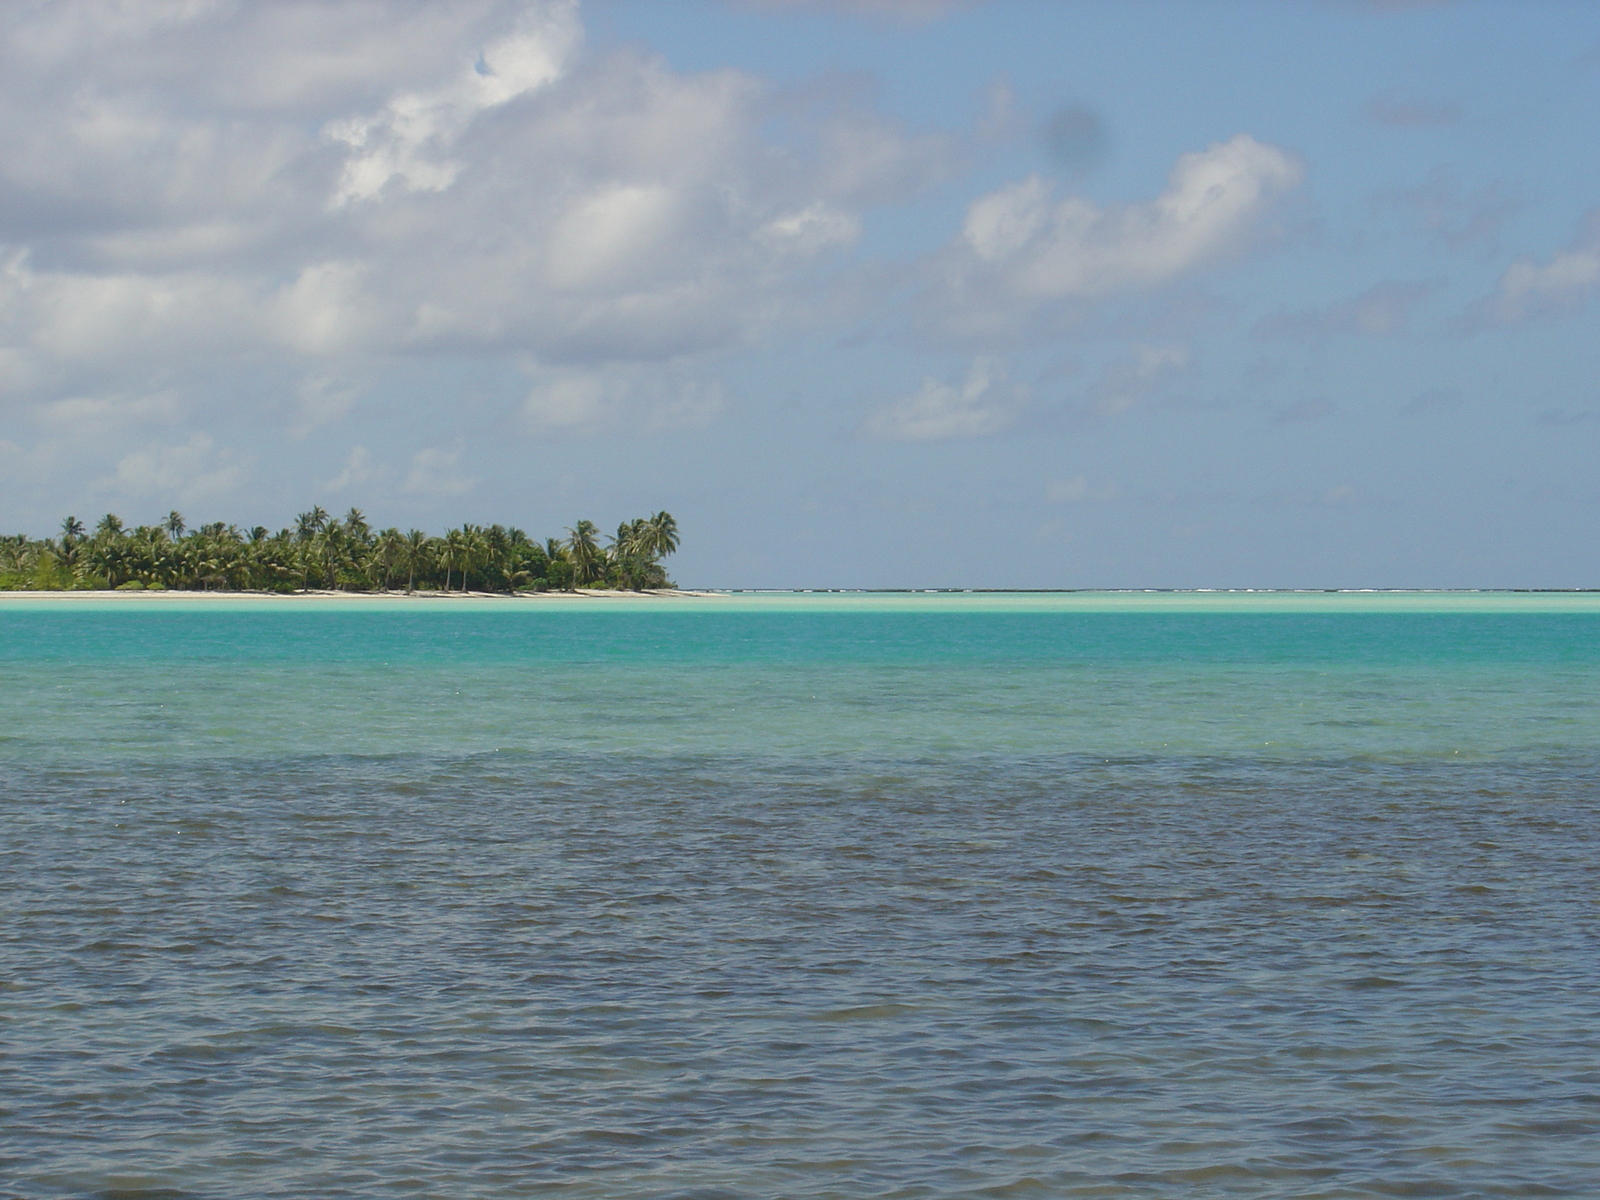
3;596;1598;1198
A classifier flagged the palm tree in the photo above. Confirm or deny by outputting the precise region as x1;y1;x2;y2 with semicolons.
321;522;346;590
4;506;680;594
375;528;404;591
483;525;510;591
504;526;534;591
85;537;127;589
463;525;492;592
295;507;329;542
566;520;601;588
645;511;680;560
440;529;467;593
402;530;429;593
607;519;645;589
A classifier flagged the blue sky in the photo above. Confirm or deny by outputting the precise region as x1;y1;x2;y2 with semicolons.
1;0;1597;586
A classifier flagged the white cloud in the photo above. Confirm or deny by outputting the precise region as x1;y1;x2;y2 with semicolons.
1487;212;1600;322
291;375;368;438
0;0;953;430
861;357;1023;440
36;392;182;438
1;256;259;366
326;1;581;204
326;445;383;492
928;134;1302;342
521;362;725;433
403;443;475;496
267;262;385;357
962;135;1300;295
102;433;248;502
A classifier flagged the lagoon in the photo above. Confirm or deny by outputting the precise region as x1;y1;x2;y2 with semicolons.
3;593;1598;1197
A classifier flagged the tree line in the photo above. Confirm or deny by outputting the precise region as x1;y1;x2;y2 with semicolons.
0;508;680;593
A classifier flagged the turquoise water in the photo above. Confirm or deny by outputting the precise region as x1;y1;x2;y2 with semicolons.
3;595;1599;1198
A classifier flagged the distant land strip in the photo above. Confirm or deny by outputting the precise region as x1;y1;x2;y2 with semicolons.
1;507;679;594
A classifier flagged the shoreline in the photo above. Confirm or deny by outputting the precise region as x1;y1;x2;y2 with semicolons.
3;588;1600;613
0;587;724;601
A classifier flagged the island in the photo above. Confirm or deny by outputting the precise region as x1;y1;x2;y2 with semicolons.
0;508;680;594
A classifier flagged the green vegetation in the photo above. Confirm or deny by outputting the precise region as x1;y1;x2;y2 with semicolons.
0;508;680;593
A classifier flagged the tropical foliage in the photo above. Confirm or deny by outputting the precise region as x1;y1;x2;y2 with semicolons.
0;509;680;593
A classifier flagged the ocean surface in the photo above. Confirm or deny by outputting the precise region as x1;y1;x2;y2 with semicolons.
3;592;1598;1199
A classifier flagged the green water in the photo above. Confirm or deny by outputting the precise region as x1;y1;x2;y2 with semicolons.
4;593;1599;765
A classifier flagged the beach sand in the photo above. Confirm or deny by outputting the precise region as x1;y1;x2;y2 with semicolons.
0;588;725;601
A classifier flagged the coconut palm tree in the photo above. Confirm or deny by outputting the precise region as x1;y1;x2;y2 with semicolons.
453;524;477;592
606;519;645;589
295;507;329;542
374;528;403;591
321;521;346;590
402;530;429;593
465;525;493;592
503;526;536;590
440;529;467;592
645;511;679;560
566;520;601;588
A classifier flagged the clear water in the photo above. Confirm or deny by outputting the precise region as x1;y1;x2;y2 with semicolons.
3;594;1599;1198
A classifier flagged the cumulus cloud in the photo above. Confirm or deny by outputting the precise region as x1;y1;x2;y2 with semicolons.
327;1;581;204
0;0;956;434
925;134;1303;342
1485;212;1600;322
860;358;1024;440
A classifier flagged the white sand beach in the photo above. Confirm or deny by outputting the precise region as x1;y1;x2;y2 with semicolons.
0;588;726;601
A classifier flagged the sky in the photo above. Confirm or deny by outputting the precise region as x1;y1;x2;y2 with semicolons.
1;0;1598;588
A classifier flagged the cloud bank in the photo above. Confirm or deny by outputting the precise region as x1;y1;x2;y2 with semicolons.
0;1;1314;511
0;0;954;447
